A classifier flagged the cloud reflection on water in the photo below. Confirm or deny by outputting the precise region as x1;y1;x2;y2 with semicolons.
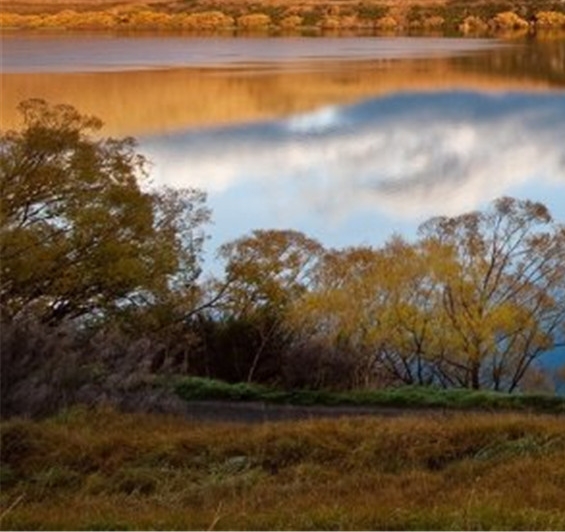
142;91;565;238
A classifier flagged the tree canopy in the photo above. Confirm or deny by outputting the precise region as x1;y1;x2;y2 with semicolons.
1;99;209;325
288;198;565;391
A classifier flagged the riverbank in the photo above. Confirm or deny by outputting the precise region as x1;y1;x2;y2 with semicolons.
1;408;564;529
2;0;565;34
174;377;565;414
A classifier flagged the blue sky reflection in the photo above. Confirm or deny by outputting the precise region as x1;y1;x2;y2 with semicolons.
141;90;565;252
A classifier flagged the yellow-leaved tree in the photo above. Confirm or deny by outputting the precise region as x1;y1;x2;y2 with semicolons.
0;99;210;326
290;198;565;391
209;229;324;382
419;197;565;391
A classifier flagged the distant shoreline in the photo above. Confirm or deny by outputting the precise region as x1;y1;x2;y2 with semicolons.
2;0;565;35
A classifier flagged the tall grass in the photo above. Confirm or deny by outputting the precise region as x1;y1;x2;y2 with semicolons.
1;408;564;529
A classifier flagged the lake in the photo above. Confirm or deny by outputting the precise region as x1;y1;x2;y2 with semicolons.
2;32;565;362
1;31;564;378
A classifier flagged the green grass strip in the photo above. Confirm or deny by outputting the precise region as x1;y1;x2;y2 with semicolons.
174;377;565;413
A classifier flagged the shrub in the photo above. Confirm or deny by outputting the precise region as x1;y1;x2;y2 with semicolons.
339;15;360;29
357;3;388;21
0;316;191;419
0;13;45;28
71;11;116;29
281;342;365;391
0;318;82;418
279;15;303;29
300;8;324;27
459;15;488;33
236;13;271;29
423;15;445;29
124;10;176;29
535;11;565;28
318;16;341;29
490;11;529;30
0;13;26;28
181;11;234;29
375;16;399;29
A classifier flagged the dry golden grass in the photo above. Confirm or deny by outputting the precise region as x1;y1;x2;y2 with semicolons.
1;407;565;529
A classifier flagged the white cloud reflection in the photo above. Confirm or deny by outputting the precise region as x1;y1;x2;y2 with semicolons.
142;91;565;221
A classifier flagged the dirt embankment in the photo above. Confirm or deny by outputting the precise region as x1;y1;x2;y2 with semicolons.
108;388;565;423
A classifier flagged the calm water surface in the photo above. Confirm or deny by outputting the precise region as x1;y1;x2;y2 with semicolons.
2;34;564;251
2;34;505;72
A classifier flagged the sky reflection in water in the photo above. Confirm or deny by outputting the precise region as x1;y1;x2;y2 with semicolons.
142;90;565;253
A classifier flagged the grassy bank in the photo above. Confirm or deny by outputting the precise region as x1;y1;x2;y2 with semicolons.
174;377;565;414
1;0;565;34
1;408;564;529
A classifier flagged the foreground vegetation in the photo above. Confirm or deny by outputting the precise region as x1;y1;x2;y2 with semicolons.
1;409;565;530
174;377;565;413
1;0;565;33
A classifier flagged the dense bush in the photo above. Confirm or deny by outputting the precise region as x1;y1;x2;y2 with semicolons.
236;13;271;29
535;10;565;27
0;317;182;417
490;10;530;29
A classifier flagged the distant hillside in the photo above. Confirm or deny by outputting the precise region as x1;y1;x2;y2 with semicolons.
2;0;565;32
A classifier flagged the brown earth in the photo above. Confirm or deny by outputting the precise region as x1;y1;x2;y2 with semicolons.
97;389;565;423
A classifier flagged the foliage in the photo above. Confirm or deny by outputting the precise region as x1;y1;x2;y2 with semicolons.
535;10;565;27
356;2;388;21
236;13;271;29
419;197;565;390
459;15;488;33
279;15;303;29
291;198;565;392
174;376;565;413
490;10;529;29
217;229;323;317
0;316;190;418
1;409;564;529
1;0;563;32
0;99;210;325
203;229;324;382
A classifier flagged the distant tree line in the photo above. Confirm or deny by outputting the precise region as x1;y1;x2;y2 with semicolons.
1;100;564;415
2;2;565;33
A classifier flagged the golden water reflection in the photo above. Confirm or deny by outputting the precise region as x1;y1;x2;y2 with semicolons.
1;56;561;136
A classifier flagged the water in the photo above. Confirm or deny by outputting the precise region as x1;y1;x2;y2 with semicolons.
1;33;564;375
1;34;506;72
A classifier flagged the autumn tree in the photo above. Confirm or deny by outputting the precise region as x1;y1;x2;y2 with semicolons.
419;197;565;391
1;99;210;325
202;229;324;382
368;238;449;387
291;198;564;392
289;245;387;388
291;241;445;389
